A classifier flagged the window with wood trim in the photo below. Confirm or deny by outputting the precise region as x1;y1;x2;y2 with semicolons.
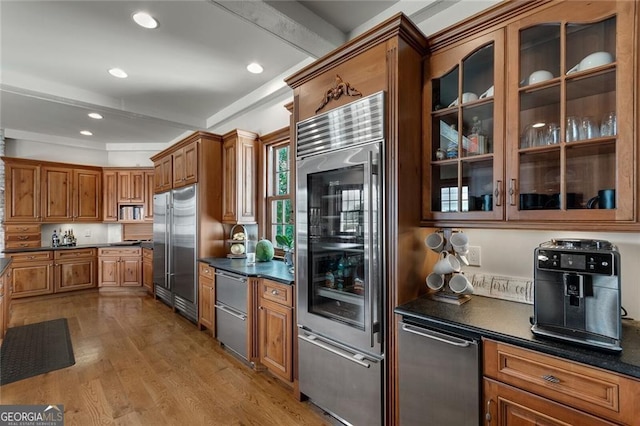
264;131;293;253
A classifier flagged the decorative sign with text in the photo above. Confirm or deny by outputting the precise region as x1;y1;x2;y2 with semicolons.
470;273;534;304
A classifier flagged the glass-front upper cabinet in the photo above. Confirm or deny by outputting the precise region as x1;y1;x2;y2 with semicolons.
424;30;505;221
506;1;635;222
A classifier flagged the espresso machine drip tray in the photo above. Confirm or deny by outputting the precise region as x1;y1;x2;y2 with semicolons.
540;239;615;251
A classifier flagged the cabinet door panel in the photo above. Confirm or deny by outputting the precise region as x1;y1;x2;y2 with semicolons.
98;258;119;287
198;275;214;332
120;257;141;286
103;171;118;222
10;262;53;298
41;167;72;221
5;163;41;222
74;169;102;221
172;148;186;187
183;142;198;185
259;298;293;381
56;258;96;292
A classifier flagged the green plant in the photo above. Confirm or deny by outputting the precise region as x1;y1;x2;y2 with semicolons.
275;234;293;250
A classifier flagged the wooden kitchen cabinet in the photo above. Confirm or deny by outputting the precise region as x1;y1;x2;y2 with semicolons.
3;159;41;222
0;266;10;342
41;166;102;222
423;0;638;229
424;29;505;221
53;248;97;292
222;129;258;224
142;248;153;294
483;378;617;426
172;140;198;188
103;168;154;222
483;339;640;425
144;171;155;221
197;262;215;334
117;170;145;203
98;247;142;287
257;279;293;382
153;154;172;193
3;223;41;250
7;251;54;298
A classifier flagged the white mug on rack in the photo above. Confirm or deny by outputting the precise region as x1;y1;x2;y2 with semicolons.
433;252;461;275
450;232;469;255
426;273;445;291
425;232;445;253
449;273;474;295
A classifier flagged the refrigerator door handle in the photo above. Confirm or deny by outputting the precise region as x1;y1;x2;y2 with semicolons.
298;333;371;368
401;323;472;347
366;149;380;348
214;304;247;321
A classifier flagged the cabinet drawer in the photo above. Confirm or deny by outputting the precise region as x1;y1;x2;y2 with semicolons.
5;241;42;249
260;279;293;307
5;233;41;242
98;247;141;256
4;224;41;234
483;339;638;424
142;248;153;260
199;262;214;278
8;251;53;262
54;248;96;260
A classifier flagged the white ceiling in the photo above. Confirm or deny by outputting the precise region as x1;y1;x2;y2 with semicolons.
0;0;499;150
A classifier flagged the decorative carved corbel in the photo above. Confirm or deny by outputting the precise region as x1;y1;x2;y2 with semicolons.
315;75;362;113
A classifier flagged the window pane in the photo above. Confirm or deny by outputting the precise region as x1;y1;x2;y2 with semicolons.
273;146;290;196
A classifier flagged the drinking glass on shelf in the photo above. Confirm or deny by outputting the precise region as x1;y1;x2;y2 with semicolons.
579;116;600;140
600;112;617;136
565;116;580;142
545;123;560;145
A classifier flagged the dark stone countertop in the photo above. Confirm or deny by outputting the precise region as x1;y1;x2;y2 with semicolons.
0;258;12;276
395;295;640;380
140;242;154;250
2;241;149;254
198;257;295;285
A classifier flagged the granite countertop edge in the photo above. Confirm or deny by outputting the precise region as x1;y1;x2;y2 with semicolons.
199;257;294;285
3;241;152;253
395;295;640;380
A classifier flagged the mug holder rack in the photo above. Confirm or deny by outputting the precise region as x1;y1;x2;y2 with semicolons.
428;228;472;305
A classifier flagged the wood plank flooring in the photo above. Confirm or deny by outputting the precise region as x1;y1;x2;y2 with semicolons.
0;291;336;425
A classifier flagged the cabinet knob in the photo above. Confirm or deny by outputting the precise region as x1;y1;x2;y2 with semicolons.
271;289;279;295
542;374;560;384
485;399;494;424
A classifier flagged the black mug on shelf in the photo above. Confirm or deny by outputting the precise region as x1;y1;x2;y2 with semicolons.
587;189;616;209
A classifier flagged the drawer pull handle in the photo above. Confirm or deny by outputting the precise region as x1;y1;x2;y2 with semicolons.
17;236;29;240
271;289;279;295
542;374;560;384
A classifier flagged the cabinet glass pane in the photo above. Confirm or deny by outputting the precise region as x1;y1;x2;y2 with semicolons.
518;150;560;210
463;43;494;100
519;86;560;148
566;17;615;76
520;24;560;86
462;103;494;156
432;163;459;212
462;160;494;212
566;71;616;142
433;67;459;111
566;143;615;210
433;112;459;160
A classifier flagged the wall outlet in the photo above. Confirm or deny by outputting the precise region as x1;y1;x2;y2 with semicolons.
468;246;481;266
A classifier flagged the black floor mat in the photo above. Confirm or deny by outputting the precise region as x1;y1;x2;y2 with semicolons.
1;318;75;386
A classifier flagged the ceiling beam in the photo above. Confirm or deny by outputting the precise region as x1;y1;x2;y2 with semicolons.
209;0;345;58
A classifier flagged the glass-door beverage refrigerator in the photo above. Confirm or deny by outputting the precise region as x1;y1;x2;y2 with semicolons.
296;91;385;426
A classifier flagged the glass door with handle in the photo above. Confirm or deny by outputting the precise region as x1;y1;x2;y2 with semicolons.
297;142;383;356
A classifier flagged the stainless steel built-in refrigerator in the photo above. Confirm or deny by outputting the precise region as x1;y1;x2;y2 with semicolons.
153;185;198;322
296;92;385;426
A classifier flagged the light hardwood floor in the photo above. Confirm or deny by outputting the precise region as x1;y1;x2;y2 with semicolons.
0;291;335;425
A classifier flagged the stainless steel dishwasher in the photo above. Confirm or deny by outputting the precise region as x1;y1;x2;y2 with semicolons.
398;320;480;426
214;270;248;361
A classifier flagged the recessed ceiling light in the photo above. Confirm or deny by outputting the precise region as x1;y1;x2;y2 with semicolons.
108;68;128;78
247;63;264;74
80;130;93;136
88;112;103;120
133;11;158;29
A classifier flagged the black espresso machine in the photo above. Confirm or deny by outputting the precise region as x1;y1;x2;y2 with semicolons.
532;239;622;351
